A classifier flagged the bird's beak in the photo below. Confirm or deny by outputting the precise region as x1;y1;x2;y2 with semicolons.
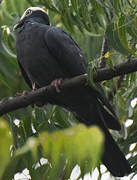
13;10;28;31
13;20;24;31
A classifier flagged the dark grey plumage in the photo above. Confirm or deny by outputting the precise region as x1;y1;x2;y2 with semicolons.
14;7;131;177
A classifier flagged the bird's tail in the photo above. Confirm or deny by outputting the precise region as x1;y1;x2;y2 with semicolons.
53;84;131;176
74;99;131;177
102;127;131;177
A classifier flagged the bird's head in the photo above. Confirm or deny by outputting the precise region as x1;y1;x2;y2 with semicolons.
14;7;50;30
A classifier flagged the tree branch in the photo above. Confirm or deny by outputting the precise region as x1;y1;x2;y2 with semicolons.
0;58;137;116
95;58;137;81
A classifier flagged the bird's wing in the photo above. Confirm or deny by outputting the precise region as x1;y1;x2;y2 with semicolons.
18;61;32;89
45;27;87;77
45;26;120;130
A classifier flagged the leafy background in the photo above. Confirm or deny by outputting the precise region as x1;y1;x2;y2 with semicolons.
0;0;137;179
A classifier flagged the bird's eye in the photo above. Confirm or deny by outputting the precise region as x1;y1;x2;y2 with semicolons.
26;9;32;16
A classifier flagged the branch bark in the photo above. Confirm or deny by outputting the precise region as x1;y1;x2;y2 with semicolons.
95;58;137;81
0;58;137;116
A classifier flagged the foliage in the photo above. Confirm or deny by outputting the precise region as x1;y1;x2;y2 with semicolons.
1;124;103;180
0;0;136;179
0;119;13;178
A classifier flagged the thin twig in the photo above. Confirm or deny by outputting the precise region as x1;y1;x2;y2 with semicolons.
100;38;109;68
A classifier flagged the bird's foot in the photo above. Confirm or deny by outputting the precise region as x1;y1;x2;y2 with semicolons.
51;78;62;93
16;90;29;97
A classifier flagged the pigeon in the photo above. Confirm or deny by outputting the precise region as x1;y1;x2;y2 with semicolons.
14;7;131;177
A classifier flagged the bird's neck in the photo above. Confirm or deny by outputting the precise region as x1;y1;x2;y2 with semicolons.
26;17;49;25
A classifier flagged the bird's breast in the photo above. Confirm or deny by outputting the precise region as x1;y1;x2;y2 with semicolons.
16;23;65;87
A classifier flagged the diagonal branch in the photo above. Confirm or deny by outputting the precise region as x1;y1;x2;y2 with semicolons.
0;58;137;116
95;58;137;81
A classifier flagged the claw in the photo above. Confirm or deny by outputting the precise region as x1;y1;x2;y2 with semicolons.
51;78;62;93
16;90;29;97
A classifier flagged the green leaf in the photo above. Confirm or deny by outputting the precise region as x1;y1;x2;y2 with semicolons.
106;22;130;55
39;124;104;179
0;71;9;88
117;15;131;52
0;119;13;178
126;14;137;41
